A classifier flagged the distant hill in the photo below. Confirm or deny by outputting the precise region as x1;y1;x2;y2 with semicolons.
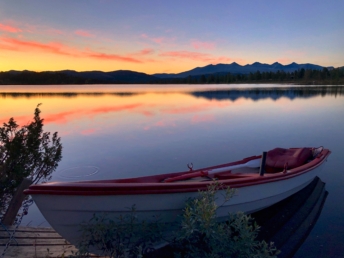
153;62;334;79
61;70;157;83
0;70;158;84
1;62;341;85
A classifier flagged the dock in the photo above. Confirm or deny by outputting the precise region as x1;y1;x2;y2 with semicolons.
0;226;104;258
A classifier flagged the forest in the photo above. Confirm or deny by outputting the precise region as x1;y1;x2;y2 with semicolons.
155;67;344;85
0;67;343;85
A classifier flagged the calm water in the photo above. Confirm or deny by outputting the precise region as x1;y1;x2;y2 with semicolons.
1;84;343;257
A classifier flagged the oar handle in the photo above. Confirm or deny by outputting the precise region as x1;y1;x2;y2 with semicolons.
208;164;244;175
164;158;261;182
164;171;208;183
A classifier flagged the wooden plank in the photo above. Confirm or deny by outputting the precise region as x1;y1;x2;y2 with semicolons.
0;245;106;257
0;238;70;246
0;231;62;239
1;245;79;258
0;226;109;257
0;226;55;232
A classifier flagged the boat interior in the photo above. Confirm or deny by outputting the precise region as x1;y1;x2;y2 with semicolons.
164;147;324;183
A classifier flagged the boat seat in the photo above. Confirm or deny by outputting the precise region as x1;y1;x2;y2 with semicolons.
265;148;312;173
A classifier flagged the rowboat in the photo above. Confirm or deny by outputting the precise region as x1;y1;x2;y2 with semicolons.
24;146;331;247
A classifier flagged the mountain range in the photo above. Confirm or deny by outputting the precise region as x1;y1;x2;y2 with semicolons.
153;62;334;79
1;62;340;84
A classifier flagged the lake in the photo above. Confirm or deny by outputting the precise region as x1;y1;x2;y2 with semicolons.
1;84;343;257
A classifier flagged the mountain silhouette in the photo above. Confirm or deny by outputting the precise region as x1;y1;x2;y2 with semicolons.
153;62;333;78
1;62;338;84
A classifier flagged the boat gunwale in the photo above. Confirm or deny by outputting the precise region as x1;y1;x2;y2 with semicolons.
24;149;331;196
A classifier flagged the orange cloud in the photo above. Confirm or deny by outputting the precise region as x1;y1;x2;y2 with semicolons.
1;37;77;56
75;30;94;37
0;23;22;33
160;51;231;63
0;36;144;63
191;40;216;50
85;52;142;63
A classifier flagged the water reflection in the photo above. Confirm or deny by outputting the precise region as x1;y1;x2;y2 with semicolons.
0;84;343;257
0;92;139;99
0;85;343;101
58;166;100;179
190;86;344;101
253;177;328;258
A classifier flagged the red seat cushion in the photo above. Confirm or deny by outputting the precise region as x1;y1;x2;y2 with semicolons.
265;148;312;172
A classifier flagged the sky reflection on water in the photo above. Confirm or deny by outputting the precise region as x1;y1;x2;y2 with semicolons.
1;84;343;256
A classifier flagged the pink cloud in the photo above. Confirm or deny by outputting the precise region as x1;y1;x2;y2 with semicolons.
85;52;142;63
191;40;216;50
152;37;164;44
75;30;94;37
160;50;231;64
138;48;154;55
0;42;18;51
0;37;78;56
0;23;22;33
0;36;144;63
129;48;154;57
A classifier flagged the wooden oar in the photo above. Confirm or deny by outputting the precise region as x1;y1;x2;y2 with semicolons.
164;158;261;182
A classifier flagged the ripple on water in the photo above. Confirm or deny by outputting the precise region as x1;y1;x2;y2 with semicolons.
57;166;100;179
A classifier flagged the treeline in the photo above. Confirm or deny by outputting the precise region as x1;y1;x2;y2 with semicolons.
0;71;108;85
154;67;344;85
1;67;344;85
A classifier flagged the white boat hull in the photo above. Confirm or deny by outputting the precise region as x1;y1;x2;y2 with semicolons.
32;159;328;246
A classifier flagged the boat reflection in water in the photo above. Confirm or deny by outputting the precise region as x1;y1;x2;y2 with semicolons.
252;176;328;258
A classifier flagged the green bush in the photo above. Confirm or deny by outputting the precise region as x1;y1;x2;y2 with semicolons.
0;105;62;213
172;183;279;258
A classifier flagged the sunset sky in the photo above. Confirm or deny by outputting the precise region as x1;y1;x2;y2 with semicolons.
1;0;343;74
